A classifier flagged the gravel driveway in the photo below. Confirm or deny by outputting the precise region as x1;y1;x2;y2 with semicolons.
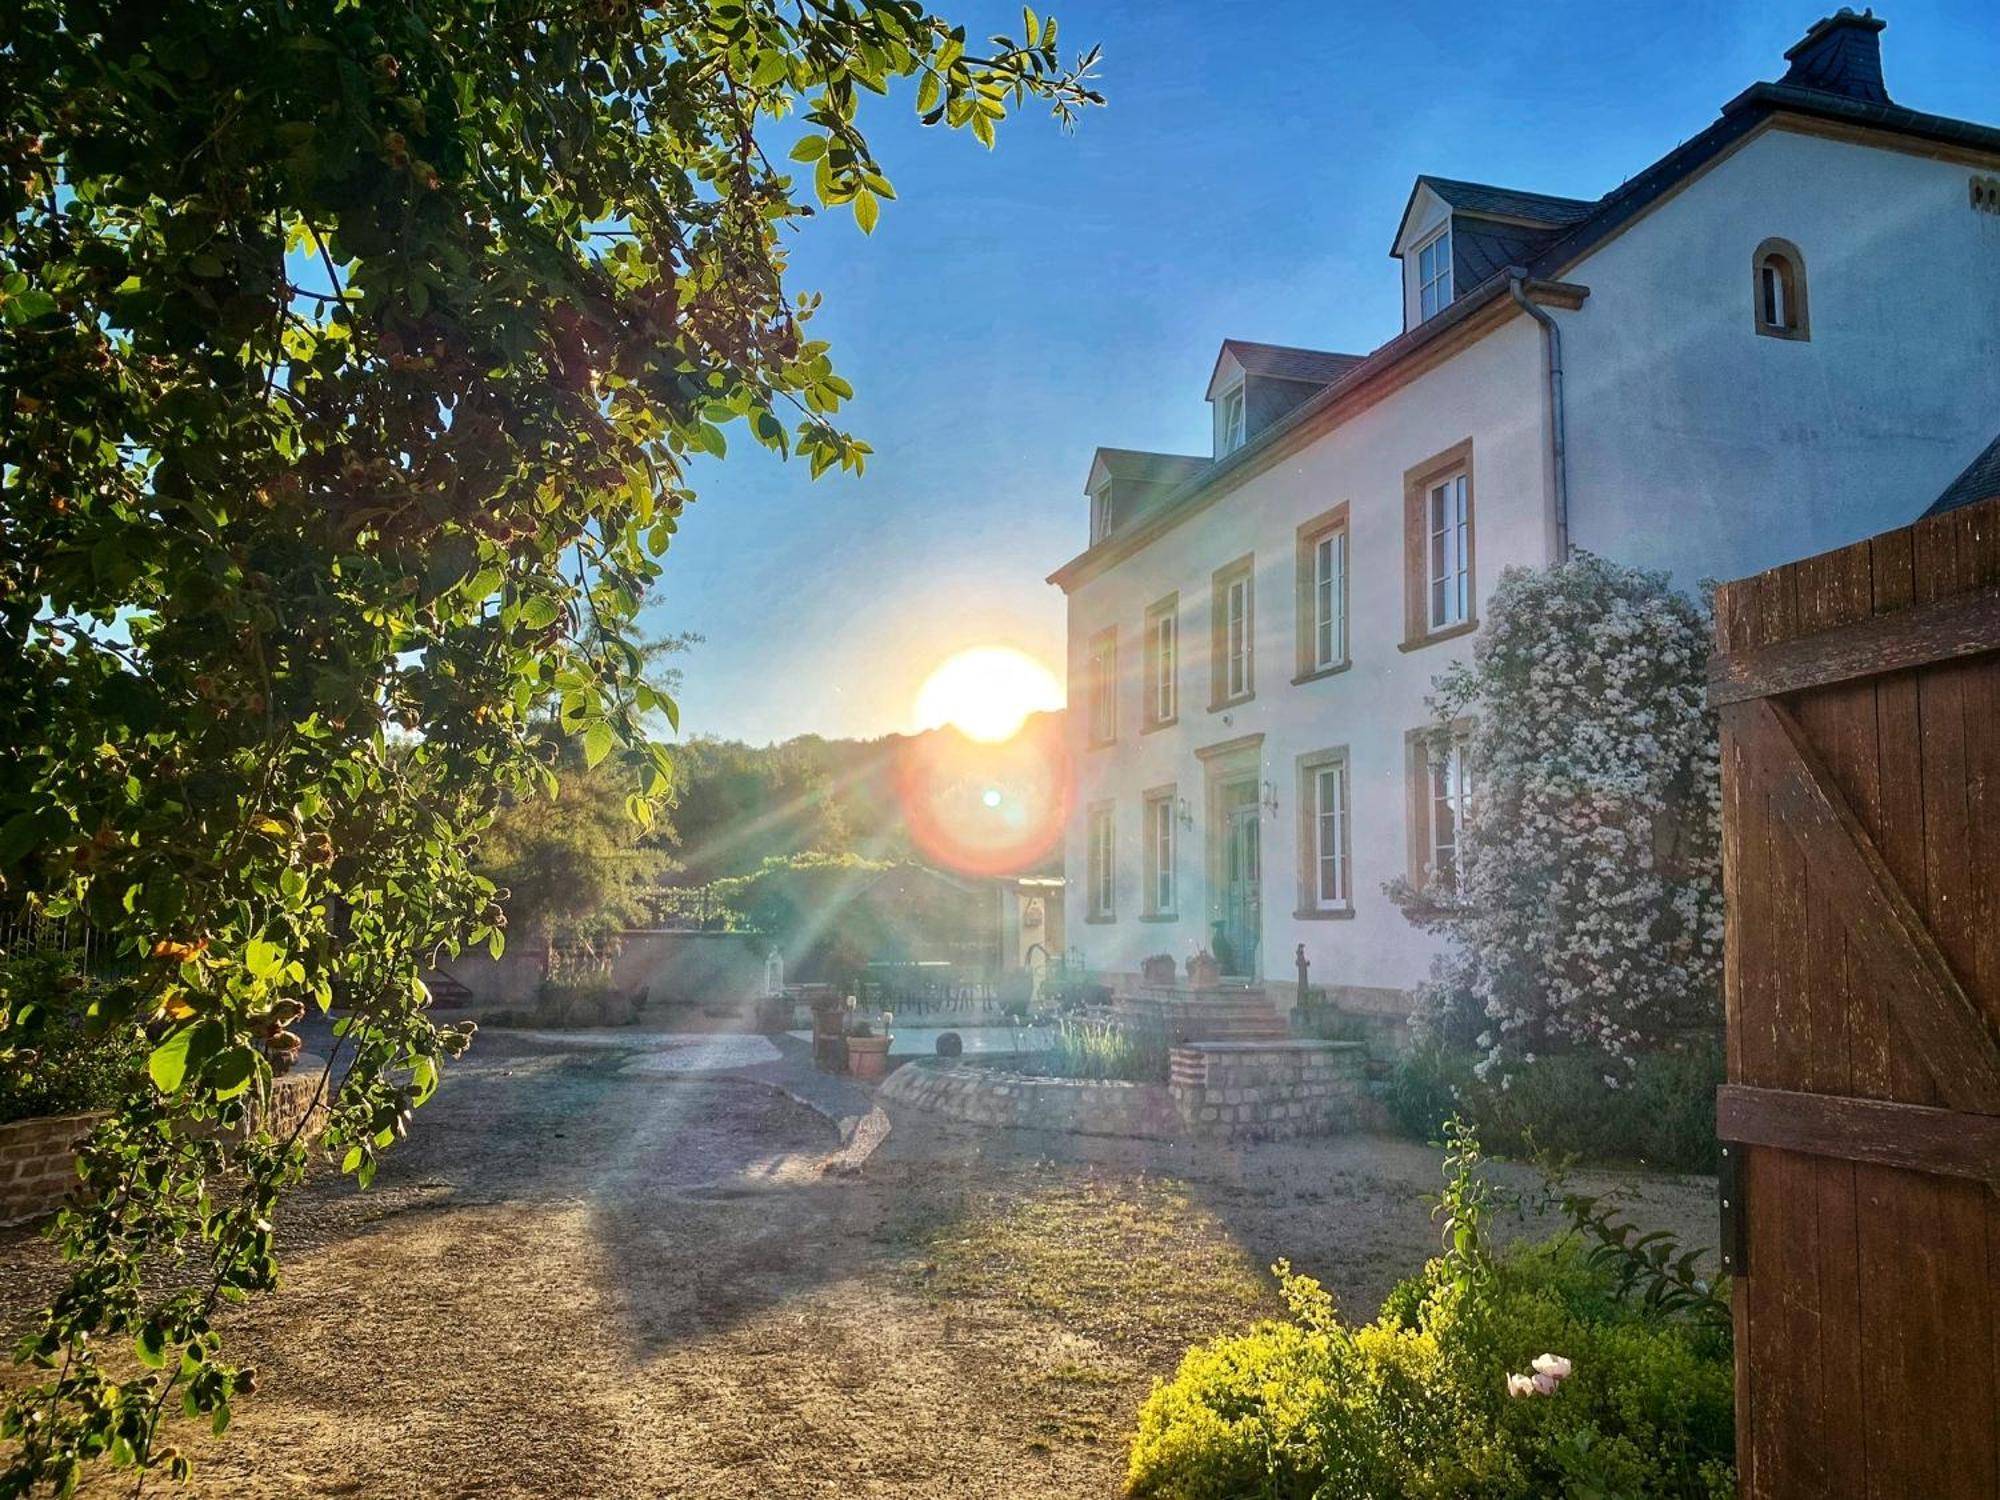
0;1031;1717;1498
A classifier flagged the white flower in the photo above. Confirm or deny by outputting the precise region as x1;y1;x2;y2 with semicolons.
1531;1353;1573;1381
1531;1372;1561;1396
1506;1373;1536;1399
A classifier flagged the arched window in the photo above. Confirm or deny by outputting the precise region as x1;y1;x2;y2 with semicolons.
1753;238;1809;341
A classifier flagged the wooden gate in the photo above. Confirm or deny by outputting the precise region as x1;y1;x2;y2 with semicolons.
1709;493;2000;1498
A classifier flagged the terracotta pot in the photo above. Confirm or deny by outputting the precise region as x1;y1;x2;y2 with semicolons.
1141;957;1177;985
845;1034;892;1081
1187;957;1221;989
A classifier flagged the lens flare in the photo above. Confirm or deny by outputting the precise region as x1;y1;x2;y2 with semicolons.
913;647;1064;743
897;714;1070;877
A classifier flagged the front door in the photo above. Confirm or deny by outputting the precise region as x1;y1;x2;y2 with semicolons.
1220;789;1261;979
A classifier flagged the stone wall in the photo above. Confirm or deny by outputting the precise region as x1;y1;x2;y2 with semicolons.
1167;1040;1366;1140
0;1110;107;1226
426;929;769;1016
879;1039;1367;1143
880;1062;1182;1139
0;1068;328;1228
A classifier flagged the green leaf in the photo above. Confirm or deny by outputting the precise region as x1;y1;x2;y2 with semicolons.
853;190;879;235
148;1025;195;1094
211;1045;257;1101
787;135;826;162
582;721;614;769
135;1324;167;1370
244;939;283;979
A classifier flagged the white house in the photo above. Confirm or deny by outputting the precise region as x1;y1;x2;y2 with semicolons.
1048;10;2000;1021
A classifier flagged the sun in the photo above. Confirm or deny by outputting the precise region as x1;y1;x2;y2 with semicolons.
914;646;1064;743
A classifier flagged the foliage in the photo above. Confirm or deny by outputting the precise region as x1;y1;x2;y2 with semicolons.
716;851;889;946
1388;1038;1724;1173
664;735;853;884
1387;555;1723;1077
1035;1013;1167;1082
0;954;148;1124
0;0;1098;1487
1556;1188;1731;1334
1128;1125;1735;1500
476;744;675;951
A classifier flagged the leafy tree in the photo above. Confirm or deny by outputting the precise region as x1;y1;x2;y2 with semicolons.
1388;555;1723;1077
0;0;1098;1488
666;734;855;881
476;745;674;957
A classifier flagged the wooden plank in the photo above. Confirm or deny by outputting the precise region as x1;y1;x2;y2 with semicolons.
1740;697;2000;1115
1717;1085;2000;1184
1935;1178;1998;1496
1867;525;1942;1108
1707;583;2000;705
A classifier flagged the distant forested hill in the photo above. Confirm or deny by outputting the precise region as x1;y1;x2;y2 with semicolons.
664;709;1066;885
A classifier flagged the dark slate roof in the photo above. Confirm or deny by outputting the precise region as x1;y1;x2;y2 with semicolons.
1091;448;1210;489
1415;175;1598;227
1922;431;2000;517
1219;339;1366;387
1783;9;1890;104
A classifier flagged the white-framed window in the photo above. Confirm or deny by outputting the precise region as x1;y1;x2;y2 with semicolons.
1427;472;1471;631
1087;626;1116;746
1226;576;1250;698
1758;260;1788;329
1751;238;1809;341
1211;558;1254;707
1144;596;1177;727
1311;759;1349;910
1216;382;1247;456
1087;802;1115;920
1427;732;1473;888
1090;482;1113;545
1143;789;1176;917
1313;528;1346;671
1417;228;1453;321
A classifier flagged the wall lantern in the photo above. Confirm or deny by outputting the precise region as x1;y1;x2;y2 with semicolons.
1176;796;1194;829
1260;780;1279;815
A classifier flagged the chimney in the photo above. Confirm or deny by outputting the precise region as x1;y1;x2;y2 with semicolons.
1780;8;1891;103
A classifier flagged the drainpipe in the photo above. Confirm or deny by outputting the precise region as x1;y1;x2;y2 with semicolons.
1508;270;1570;561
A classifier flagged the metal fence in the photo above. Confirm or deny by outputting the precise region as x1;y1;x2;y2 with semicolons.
0;907;123;976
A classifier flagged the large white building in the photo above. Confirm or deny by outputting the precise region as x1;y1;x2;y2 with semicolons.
1048;10;2000;1021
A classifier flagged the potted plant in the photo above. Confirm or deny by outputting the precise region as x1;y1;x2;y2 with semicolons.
846;1009;893;1081
1186;949;1221;988
1140;953;1177;986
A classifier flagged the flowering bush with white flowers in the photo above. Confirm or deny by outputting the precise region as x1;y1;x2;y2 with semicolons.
1389;553;1723;1077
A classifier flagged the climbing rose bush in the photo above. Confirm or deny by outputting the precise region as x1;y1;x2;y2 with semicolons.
1389;554;1723;1076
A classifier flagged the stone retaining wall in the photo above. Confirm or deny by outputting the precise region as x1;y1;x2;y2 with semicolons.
0;1111;108;1226
879;1040;1367;1143
1167;1041;1366;1139
0;1067;329;1228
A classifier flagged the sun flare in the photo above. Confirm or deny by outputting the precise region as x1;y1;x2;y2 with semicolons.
913;647;1064;743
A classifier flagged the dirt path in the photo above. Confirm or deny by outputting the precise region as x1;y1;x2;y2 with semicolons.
0;1036;1717;1499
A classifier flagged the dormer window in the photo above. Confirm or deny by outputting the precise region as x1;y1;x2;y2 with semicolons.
1752;238;1809;341
1216;382;1247;456
1416;227;1453;321
1090;481;1113;544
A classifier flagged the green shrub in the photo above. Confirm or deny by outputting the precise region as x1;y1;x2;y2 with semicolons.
1129;1125;1735;1500
1388;1038;1723;1172
0;953;148;1124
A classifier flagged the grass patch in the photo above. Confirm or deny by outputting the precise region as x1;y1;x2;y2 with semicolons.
911;1167;1274;1355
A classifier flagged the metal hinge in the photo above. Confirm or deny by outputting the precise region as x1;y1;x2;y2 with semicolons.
1717;1140;1746;1276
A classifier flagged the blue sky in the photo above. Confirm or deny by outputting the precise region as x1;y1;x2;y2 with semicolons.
650;0;2000;745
